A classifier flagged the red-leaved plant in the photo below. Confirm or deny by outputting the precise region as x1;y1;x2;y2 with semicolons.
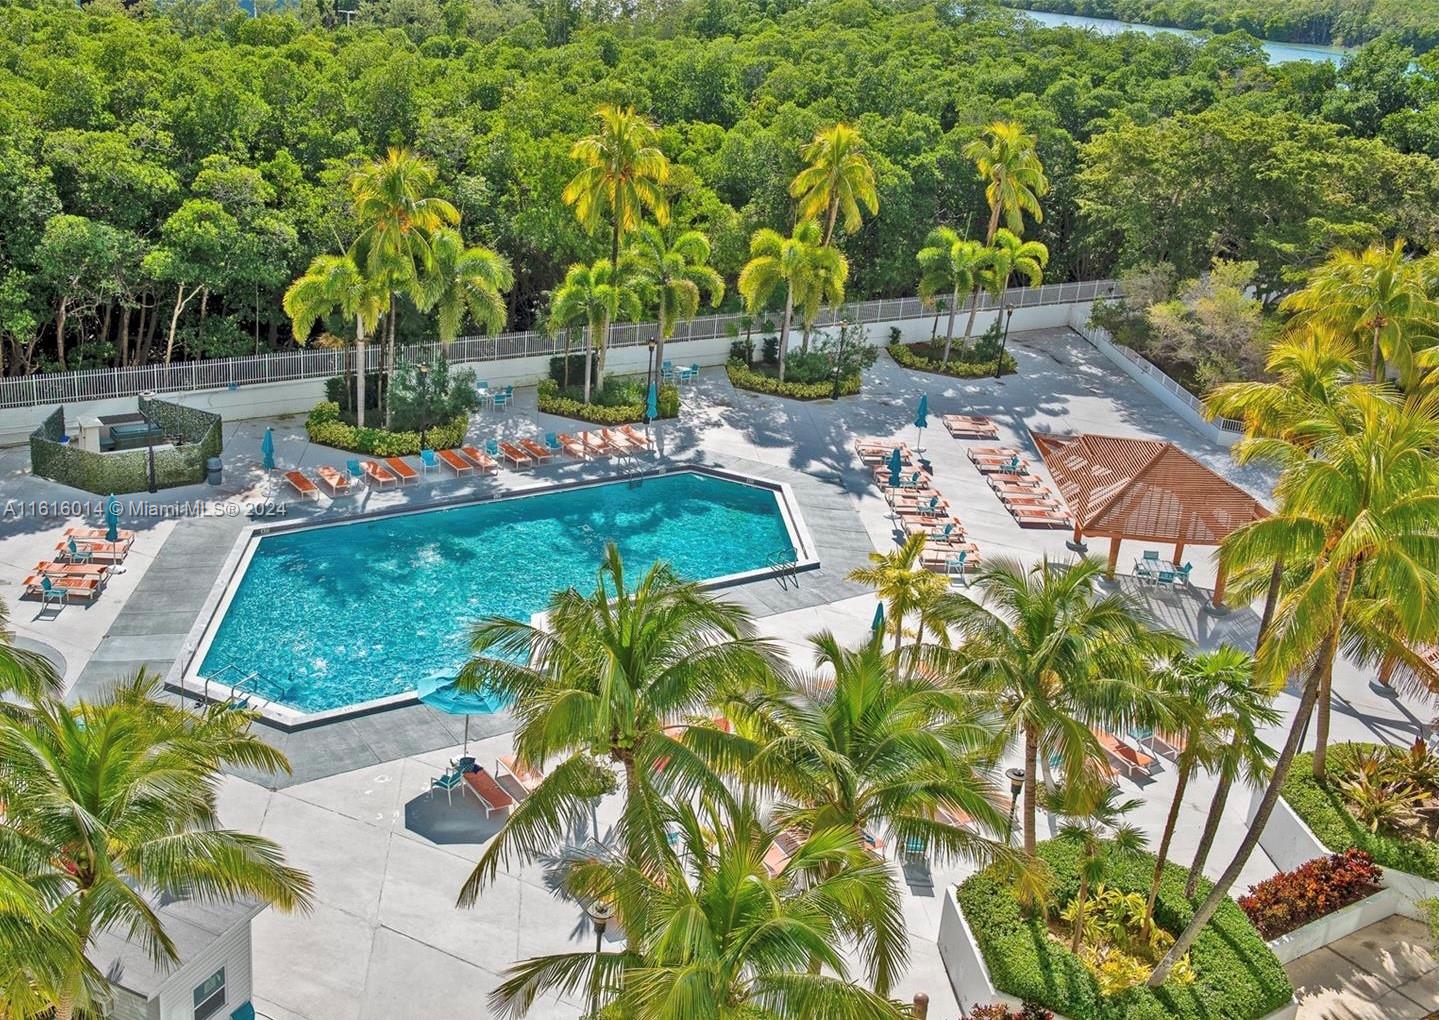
1238;848;1383;939
969;1005;1055;1020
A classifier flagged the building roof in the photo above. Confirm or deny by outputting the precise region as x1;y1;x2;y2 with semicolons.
88;892;263;999
1031;431;1268;544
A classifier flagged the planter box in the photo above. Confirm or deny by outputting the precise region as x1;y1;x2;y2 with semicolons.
1264;886;1402;963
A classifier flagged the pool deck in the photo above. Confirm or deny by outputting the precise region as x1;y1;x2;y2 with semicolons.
2;326;1431;1020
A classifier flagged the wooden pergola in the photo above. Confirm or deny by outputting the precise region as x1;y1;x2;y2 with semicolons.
1031;431;1269;607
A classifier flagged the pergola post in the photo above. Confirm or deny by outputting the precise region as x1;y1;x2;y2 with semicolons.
1173;540;1186;564
1106;535;1121;580
1212;559;1228;608
1067;523;1087;553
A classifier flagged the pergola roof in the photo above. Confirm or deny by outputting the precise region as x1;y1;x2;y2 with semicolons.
1031;431;1268;545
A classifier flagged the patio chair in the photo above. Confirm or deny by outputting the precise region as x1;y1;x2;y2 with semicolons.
682;363;700;384
429;769;467;804
1175;561;1194;585
37;577;69;610
544;432;565;455
347;458;364;481
492;385;514;411
64;538;93;564
661;360;675;381
420;449;439;475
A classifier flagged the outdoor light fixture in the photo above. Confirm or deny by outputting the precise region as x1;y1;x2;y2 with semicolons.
994;303;1016;380
1004;766;1027;844
586;899;615;1019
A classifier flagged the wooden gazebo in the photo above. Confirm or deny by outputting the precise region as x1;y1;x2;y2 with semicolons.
1031;431;1269;607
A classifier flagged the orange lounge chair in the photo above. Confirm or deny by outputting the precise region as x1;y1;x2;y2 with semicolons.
973;457;1030;476
1010;505;1071;528
854;440;909;463
384;457;419;485
497;441;533;468
24;573;100;601
581;431;616;457
895;501;951;522
32;561;108;583
619;424;652;449
284;470;320;500
943;414;998;438
518;438;554;463
459;446;499;474
462;767;515;817
496;755;545;795
601;428;641;453
1000;491;1060;509
991;481;1047;499
65;528;135;553
968;445;1021;458
436;448;474;476
315;465;351;495
361;460;398;488
763;827;807;878
1091;728;1160;777
903;515;965;537
554;433;589;459
55;539;127;563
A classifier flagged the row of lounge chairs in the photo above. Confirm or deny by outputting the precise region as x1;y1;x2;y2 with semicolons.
26;528;136;605
965;446;1072;529
853;436;980;578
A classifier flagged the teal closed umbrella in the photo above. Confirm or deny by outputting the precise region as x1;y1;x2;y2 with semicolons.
104;494;120;544
871;601;885;634
416;673;494;755
887;446;903;488
914;394;929;452
261;427;275;471
646;380;658;422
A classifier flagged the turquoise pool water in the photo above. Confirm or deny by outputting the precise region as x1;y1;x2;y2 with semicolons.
198;472;795;714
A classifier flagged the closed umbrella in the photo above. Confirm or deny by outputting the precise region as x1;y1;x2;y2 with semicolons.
871;601;885;634
416;673;493;756
104;493;120;544
914;394;929;453
261;427;275;471
887;446;903;489
646;380;658;425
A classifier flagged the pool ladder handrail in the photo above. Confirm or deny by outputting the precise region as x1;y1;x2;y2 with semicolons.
196;661;275;713
765;547;800;589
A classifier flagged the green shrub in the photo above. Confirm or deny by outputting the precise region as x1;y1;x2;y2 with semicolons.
1282;743;1439;881
536;377;679;424
956;837;1293;1020
726;360;861;400
888;341;1017;378
29;401;219;493
305;401;468;455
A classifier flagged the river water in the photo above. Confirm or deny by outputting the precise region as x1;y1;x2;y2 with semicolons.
1020;8;1349;65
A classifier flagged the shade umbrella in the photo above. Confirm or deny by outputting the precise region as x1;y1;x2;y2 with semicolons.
914;394;929;453
646;380;658;425
871;601;885;634
261;427;275;471
104;494;120;544
887;446;903;488
416;673;493;756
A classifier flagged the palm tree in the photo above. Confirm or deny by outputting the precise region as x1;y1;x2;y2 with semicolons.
490;793;910;1020
454;544;781;902
916;227;991;367
0;596;61;703
625;224;724;380
737;219;825;382
790;122;880;246
847;532;949;654
1150;391;1439;985
0;862;87;1020
957;228;1048;353
962;120;1050;246
0;672;313;1020
796;239;848;354
549;259;642;403
1282;240;1438;385
932;556;1179;854
1046;780;1146;954
416;227;513;343
283;252;390;429
348;148;459;427
563;103;671;272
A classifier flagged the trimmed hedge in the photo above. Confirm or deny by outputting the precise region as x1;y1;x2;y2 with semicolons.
1282;743;1439;881
30;400;221;493
304;401;469;456
537;378;679;424
726;359;861;400
957;837;1292;1020
888;341;1017;378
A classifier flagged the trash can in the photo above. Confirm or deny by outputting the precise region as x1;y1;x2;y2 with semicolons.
206;456;223;486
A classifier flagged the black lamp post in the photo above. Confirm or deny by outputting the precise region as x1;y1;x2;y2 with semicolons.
416;361;431;449
993;303;1015;380
1003;766;1027;845
586;900;615;1019
831;319;850;400
645;337;657;425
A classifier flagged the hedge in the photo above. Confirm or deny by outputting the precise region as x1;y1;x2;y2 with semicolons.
725;360;861;400
304;401;469;456
30;400;222;493
1282;743;1439;881
536;378;679;424
888;342;1017;378
956;837;1293;1020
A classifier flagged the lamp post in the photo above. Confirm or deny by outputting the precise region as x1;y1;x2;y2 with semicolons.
586;899;615;1019
1003;766;1026;845
645;337;657;425
993;303;1015;380
831;319;850;400
416;361;431;449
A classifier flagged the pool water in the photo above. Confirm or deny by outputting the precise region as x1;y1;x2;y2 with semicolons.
198;472;796;714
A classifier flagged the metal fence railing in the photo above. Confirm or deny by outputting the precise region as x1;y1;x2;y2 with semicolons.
0;279;1118;410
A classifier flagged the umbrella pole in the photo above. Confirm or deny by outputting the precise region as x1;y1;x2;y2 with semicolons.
463;715;471;756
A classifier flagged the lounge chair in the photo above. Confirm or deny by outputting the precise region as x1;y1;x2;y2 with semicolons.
429;769;468;805
32;561;108;585
436;448;474;476
492;439;533;468
971;454;1029;475
987;471;1042;489
57;537;126;564
496;755;545;795
878;468;932;492
361;460;398;488
582;431;616;457
1092;728;1160;777
895;499;950;521
904;517;964;540
519;437;554;463
1000;491;1060;509
1010;505;1071;528
66;527;135;549
922;547;976;577
462;767;515;817
619;424;651;450
316;465;351;496
942;414;998;439
284;470;320;501
459;446;499;473
854;439;909;463
554;433;589;459
27;574;100;603
384;457;419;485
968;446;1022;458
888;491;946;514
601;428;641;453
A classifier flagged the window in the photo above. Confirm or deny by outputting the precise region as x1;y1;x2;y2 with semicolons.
192;968;226;1020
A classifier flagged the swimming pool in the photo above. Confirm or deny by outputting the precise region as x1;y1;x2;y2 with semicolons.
194;471;800;717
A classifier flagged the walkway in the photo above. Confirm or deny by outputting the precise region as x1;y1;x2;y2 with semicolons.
1289;917;1439;1019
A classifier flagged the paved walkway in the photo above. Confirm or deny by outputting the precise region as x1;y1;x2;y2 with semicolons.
1289;917;1439;1019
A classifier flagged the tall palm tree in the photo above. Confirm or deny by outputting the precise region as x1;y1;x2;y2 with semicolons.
916;227;991;367
0;596;61;703
0;672;313;1020
549;259;642;403
847;532;949;654
1150;391;1439;985
931;556;1179;854
348;148;459;427
625;225;724;380
490;793;910;1020
957;228;1048;353
283;252;390;429
416;227;513;343
563;103;671;272
694;631;1007;994
1282;239;1438;385
0;862;88;1020
454;545;781;902
790;122;880;247
738;219;825;382
796;239;848;354
963;120;1050;246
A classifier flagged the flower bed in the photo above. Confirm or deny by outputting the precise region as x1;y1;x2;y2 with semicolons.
537;378;679;425
888;341;1017;378
725;359;860;400
305;401;469;456
956;837;1292;1020
1282;743;1439;881
1239;849;1383;939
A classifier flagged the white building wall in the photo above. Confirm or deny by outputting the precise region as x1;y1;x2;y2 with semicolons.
151;920;254;1020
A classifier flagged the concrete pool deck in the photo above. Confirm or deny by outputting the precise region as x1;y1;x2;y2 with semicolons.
3;326;1432;1019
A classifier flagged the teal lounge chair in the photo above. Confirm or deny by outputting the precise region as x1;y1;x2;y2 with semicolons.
38;577;67;610
420;449;438;475
347;458;363;479
544;432;564;454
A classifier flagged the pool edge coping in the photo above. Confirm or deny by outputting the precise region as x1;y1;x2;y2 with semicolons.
168;463;819;731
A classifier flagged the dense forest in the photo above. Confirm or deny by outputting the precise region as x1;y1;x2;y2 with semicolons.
0;0;1436;375
1006;0;1439;51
